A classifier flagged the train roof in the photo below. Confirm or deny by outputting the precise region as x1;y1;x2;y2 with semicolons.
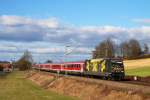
91;58;123;60
36;61;85;65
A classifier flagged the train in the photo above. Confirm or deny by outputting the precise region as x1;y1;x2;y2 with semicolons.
34;58;125;80
0;62;13;73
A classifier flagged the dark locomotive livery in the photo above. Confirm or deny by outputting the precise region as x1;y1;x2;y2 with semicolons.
84;58;125;80
34;58;125;80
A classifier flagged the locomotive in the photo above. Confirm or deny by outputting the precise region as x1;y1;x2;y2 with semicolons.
34;58;125;80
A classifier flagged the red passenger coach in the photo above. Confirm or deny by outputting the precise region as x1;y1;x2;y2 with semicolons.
61;62;85;73
51;64;61;71
34;61;85;73
41;64;51;70
37;64;51;71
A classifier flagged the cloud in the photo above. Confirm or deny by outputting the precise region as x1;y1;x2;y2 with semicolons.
0;40;93;62
1;15;150;62
1;15;150;46
0;15;59;27
0;41;93;54
0;15;60;42
132;18;150;24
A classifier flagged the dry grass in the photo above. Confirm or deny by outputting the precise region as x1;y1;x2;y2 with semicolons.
28;72;149;100
124;58;150;70
47;77;146;100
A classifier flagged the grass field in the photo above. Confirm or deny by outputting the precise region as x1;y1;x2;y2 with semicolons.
124;58;150;70
124;58;150;77
0;71;77;100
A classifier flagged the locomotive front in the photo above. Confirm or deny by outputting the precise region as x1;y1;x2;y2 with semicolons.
110;59;125;80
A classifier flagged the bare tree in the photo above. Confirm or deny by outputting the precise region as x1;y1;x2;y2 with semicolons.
143;43;149;55
120;41;130;58
93;38;115;58
128;39;142;58
120;39;142;59
45;59;53;63
17;50;33;71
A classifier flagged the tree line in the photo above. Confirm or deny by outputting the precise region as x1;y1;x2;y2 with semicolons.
14;50;33;71
13;38;149;71
14;50;53;71
93;38;149;59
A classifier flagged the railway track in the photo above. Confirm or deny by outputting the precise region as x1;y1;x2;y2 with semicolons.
122;80;150;87
121;76;150;87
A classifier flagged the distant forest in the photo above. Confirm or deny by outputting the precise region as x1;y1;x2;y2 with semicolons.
93;38;150;59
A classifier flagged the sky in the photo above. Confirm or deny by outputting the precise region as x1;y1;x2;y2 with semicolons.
0;0;150;63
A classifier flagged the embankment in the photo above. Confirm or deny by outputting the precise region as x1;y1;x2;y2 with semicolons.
27;71;150;100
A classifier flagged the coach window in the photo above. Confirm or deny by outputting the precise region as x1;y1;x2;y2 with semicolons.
75;64;77;68
68;64;70;68
77;64;79;68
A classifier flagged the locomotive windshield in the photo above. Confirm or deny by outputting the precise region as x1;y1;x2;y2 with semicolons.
111;60;124;72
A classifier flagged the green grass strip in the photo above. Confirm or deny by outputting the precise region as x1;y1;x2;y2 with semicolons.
125;67;150;77
0;71;78;100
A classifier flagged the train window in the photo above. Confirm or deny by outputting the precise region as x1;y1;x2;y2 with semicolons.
74;64;76;68
75;64;77;68
68;64;70;68
45;65;49;68
78;64;79;68
74;64;77;68
64;64;67;68
8;65;11;68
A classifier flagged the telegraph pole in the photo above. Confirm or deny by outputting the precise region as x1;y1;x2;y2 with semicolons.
64;45;70;76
